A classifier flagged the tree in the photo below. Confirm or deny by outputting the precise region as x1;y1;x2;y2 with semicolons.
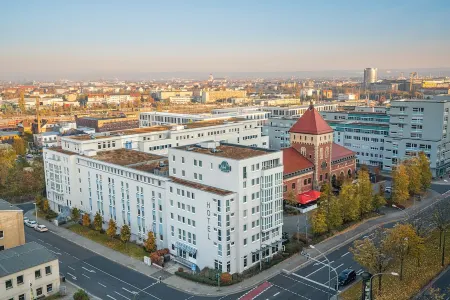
12;138;26;156
42;199;50;213
384;223;423;280
106;219;117;239
372;182;387;211
310;208;327;235
350;229;393;294
339;181;359;222
404;157;421;196
328;195;343;229
0;147;16;187
120;225;131;245
417;288;445;300
392;164;410;204
82;213;90;227
71;208;80;221
285;189;297;207
35;194;43;210
93;212;103;231
73;289;90;300
357;170;373;217
418;152;432;192
144;231;157;253
319;183;333;232
432;201;450;266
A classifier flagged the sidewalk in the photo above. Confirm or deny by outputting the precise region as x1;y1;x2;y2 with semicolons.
26;189;445;296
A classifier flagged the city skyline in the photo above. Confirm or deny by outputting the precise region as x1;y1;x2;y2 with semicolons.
1;0;450;80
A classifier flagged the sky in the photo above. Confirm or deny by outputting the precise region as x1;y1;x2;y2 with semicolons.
1;0;450;80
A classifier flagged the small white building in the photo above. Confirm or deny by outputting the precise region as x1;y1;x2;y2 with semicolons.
337;93;356;101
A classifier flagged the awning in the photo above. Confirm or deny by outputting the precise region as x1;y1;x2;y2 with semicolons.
175;241;197;255
297;190;321;205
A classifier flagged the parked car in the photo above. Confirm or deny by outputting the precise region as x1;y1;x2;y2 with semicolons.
23;217;29;224
337;269;357;287
34;225;48;232
385;186;392;193
25;220;37;228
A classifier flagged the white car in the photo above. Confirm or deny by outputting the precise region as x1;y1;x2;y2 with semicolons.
23;217;29;224
34;225;48;232
25;220;37;228
385;186;392;193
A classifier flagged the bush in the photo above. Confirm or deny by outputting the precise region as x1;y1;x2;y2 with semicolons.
155;248;169;256
285;241;303;255
220;272;232;284
73;289;90;300
175;271;240;286
178;267;184;273
45;210;58;220
292;232;311;244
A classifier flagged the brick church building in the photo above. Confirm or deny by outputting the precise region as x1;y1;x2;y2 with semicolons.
282;104;356;205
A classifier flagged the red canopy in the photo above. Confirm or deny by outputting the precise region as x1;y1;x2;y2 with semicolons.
297;190;321;205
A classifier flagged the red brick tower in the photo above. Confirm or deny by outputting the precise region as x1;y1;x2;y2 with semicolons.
289;103;333;187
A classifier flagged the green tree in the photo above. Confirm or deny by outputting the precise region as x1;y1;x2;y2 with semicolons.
12;138;26;156
357;170;373;217
384;223;423;280
350;229;393;294
35;194;44;210
0;147;16;187
339;181;359;222
328;195;343;229
82;213;90;227
144;231;156;253
418;152;432;192
310;208;327;235
106;219;117;239
120;225;131;245
404;157;421;196
73;289;90;300
71;208;80;221
392;164;410;205
93;212;103;231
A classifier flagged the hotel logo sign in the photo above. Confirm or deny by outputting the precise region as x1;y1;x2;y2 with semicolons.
219;161;231;173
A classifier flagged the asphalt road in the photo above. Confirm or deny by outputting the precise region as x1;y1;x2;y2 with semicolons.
430;267;450;299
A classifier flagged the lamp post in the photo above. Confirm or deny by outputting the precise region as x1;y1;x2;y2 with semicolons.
310;245;338;300
369;272;398;299
392;204;411;220
34;202;38;224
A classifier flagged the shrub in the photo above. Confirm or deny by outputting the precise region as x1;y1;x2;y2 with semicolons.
150;253;160;264
220;272;232;284
45;210;58;220
73;289;90;300
292;232;311;244
82;213;90;227
178;267;184;273
285;241;303;255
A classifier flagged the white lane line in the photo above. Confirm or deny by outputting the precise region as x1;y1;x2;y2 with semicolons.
184;296;194;300
68;266;75;271
288;273;336;292
45;242;52;246
54;247;61;250
64;252;71;255
335;263;344;270
271;283;313;300
114;291;131;300
37;238;44;242
280;273;330;294
82;274;90;279
49;250;62;255
273;292;280;297
82;262;161;300
82;266;96;273
107;295;117;300
72;255;79;260
67;272;77;280
122;287;137;294
98;282;107;288
305;260;334;278
341;251;350;257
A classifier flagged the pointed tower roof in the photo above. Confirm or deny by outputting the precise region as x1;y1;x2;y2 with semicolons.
289;103;333;135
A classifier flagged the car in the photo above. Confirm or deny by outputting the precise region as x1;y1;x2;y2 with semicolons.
25;220;37;228
337;269;357;287
34;225;48;232
385;186;392;193
23;217;29;224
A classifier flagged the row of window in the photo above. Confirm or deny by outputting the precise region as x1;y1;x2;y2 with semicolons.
5;266;52;290
6;284;53;300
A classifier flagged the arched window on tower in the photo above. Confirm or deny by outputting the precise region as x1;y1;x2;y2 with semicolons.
325;146;329;158
319;148;323;159
301;147;306;156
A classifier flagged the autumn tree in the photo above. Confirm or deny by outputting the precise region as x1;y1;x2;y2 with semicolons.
144;231;156;253
71;208;80;221
120;225;131;246
339;181;359;222
0;147;16;187
357;170;373;217
42;199;50;213
12;138;26;156
35;194;44;210
310;208;327;235
418;152;432;192
404;157;421;196
106;219;117;239
285;189;297;207
328;195;343;230
351;229;393;293
82;213;90;227
384;223;423;280
93;212;103;231
372;183;387;211
432;201;450;266
392;164;410;204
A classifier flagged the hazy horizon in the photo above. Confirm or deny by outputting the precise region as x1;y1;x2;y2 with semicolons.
1;0;449;81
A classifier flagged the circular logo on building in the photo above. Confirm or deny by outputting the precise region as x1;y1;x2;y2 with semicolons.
219;161;232;173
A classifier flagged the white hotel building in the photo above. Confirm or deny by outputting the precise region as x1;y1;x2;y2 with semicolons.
43;121;281;273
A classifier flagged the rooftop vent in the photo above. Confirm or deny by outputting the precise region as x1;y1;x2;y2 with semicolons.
159;161;166;167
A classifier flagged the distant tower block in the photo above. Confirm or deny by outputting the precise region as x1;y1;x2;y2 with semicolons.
208;74;214;82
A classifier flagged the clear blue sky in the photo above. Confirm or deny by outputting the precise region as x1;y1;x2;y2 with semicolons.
1;0;449;79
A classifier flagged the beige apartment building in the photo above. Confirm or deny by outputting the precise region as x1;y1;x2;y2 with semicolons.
0;242;60;300
0;199;25;251
201;90;247;103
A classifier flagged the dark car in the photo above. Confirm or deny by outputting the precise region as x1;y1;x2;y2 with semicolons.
337;269;357;287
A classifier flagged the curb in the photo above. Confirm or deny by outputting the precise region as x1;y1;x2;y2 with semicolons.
412;264;450;299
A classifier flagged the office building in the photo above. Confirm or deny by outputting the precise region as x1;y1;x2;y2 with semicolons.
75;115;139;133
0;242;60;300
201;90;247;103
0;199;25;250
364;68;378;88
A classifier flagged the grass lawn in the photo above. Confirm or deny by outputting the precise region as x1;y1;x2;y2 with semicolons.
67;223;148;260
340;230;450;300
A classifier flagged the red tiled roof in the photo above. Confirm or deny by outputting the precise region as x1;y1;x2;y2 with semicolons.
282;147;314;175
331;143;354;161
289;105;333;135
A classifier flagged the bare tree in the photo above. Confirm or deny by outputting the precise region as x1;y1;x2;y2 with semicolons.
432;201;450;266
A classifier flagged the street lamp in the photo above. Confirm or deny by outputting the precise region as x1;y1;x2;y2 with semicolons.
369;272;398;298
310;245;339;300
34;202;38;224
392;204;411;220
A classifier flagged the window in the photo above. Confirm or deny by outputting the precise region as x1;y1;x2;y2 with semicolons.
5;279;12;289
243;238;247;246
47;283;53;293
244;256;248;268
243;210;247;217
17;275;23;285
218;244;222;256
35;269;41;279
19;295;25;300
182;157;185;163
45;266;52;275
243;195;247;203
0;230;3;239
36;287;43;296
243;224;247;231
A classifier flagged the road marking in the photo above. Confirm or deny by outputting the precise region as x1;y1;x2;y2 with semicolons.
82;274;90;279
37;238;44;242
114;291;131;300
49;250;62;255
288;272;337;292
271;283;313;300
67;272;77;280
72;255;79;260
98;282;107;288
305;260;334;278
46;242;52;246
335;263;344;270
54;247;60;250
107;295;117;300
184;296;194;300
82;266;96;273
122;287;137;294
341;251;350;257
68;266;75;271
64;251;71;255
280;273;330;294
273;292;280;296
